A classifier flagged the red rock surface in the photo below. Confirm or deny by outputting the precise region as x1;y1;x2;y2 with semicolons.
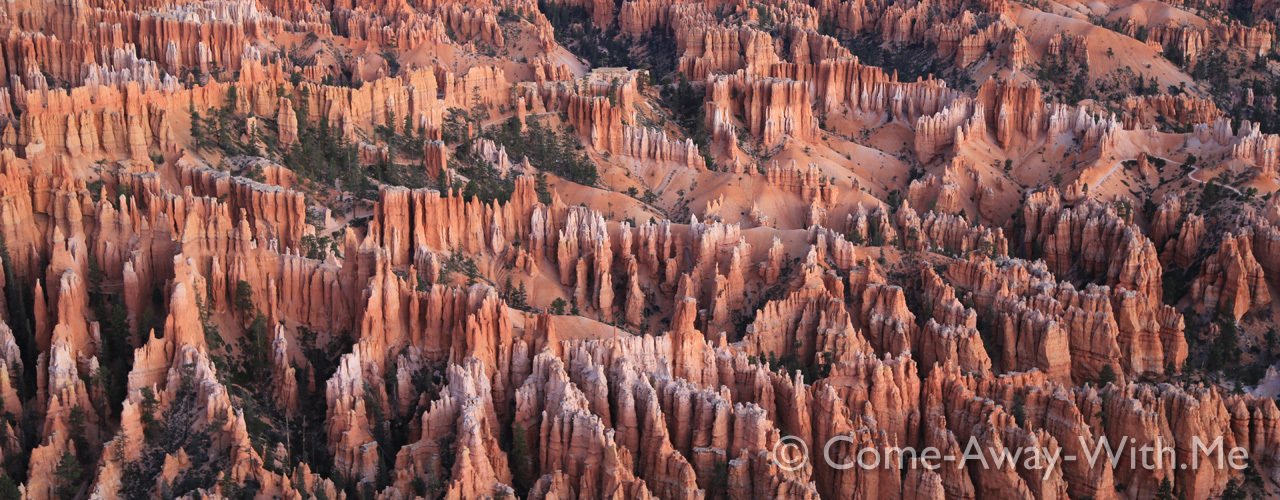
0;0;1276;498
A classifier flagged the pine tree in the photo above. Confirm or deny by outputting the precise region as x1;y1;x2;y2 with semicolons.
513;282;528;310
535;172;552;204
68;406;88;458
1011;394;1027;427
509;423;533;497
1220;478;1246;500
140;387;160;440
55;451;82;500
0;474;18;500
1155;477;1175;500
189;102;205;150
1098;364;1117;385
234;280;256;320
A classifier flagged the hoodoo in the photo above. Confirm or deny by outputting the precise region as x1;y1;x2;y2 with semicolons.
0;0;1277;498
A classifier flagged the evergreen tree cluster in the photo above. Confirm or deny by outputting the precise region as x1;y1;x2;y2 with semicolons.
191;87;257;157
122;365;232;500
484;117;599;187
448;145;518;204
281;89;374;199
500;277;529;310
230;280;272;386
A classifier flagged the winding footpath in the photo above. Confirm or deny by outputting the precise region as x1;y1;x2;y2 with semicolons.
1089;155;1242;195
1187;165;1242;195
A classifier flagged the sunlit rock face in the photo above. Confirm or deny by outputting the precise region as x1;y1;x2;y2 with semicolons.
1;0;1279;498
